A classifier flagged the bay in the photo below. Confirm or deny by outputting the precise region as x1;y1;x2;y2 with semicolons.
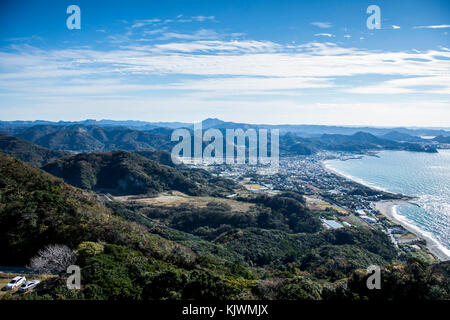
324;150;450;257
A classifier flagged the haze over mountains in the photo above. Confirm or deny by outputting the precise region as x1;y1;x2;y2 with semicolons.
0;124;174;153
2;118;450;136
0;118;446;155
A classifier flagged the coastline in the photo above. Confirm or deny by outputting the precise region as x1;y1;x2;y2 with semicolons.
375;200;449;262
322;160;449;262
322;160;389;193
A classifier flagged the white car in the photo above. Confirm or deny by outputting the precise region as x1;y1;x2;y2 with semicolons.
18;280;40;292
5;276;26;290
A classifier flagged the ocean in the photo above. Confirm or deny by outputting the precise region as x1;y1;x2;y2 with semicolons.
324;150;450;258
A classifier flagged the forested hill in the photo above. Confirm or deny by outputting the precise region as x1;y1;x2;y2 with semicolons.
0;133;71;167
2;118;449;137
1;125;439;155
313;131;438;153
0;152;448;300
0;153;185;266
1;124;174;152
41;150;236;196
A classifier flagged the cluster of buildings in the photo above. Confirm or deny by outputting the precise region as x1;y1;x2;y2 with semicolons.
183;152;426;257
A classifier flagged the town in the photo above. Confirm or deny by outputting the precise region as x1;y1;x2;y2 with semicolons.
184;152;434;261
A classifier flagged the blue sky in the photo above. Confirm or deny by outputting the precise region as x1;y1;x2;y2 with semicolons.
0;0;449;126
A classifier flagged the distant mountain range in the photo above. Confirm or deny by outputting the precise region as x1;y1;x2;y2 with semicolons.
2;118;449;137
0;124;174;152
0;119;446;156
433;135;450;143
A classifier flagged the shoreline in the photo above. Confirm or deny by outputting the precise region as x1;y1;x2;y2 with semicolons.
375;200;450;262
322;160;388;193
322;160;449;262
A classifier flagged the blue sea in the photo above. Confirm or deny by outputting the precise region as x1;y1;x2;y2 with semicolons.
324;150;450;258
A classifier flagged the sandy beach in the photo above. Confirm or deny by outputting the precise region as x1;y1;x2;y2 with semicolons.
322;160;449;262
375;200;449;262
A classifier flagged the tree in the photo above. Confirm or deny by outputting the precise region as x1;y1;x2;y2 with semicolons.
29;244;76;275
76;241;104;264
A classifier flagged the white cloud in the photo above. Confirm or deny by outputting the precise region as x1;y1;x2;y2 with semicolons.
2;41;449;81
1;39;449;125
344;76;450;95
191;16;215;22
392;25;401;29
314;33;335;37
311;22;332;28
414;24;450;29
129;15;215;28
164;76;334;92
131;19;161;29
157;29;218;40
143;28;168;35
151;40;281;53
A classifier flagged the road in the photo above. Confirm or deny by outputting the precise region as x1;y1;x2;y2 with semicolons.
0;266;34;274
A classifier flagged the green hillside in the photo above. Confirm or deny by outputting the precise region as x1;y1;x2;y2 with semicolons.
0;153;448;300
0;153;188;266
0;133;71;167
2;124;438;156
42;150;236;196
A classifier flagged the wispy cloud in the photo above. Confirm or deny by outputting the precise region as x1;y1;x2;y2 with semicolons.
143;27;168;35
106;34;131;43
131;19;161;29
2;41;449;88
344;76;450;95
157;29;218;41
6;35;44;42
150;40;280;53
413;24;450;29
311;22;332;28
191;16;215;22
392;25;401;29
130;15;216;29
314;33;335;37
1;35;449;125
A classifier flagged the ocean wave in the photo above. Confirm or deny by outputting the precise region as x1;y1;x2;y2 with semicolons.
323;156;450;260
392;205;450;260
